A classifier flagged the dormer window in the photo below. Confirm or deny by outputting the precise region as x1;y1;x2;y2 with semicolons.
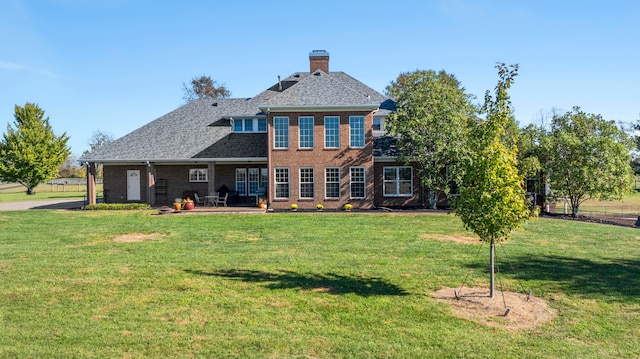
231;118;267;133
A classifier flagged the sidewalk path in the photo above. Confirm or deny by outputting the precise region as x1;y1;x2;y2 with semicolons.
0;199;84;211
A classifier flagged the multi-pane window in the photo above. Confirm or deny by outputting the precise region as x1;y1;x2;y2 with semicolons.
244;119;254;132
274;168;290;199
189;169;208;182
258;119;267;132
236;168;268;196
349;116;365;147
299;167;314;199
324;116;340;148
248;168;260;195
383;166;413;197
299;116;314;149
373;117;382;131
350;167;366;198
232;118;267;133
274;117;289;149
235;168;247;195
233;120;243;132
325;167;340;198
260;168;268;192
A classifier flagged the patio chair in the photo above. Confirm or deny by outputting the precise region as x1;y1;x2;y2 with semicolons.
193;193;207;207
214;192;228;207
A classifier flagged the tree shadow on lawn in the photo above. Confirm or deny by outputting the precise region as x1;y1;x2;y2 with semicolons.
465;254;640;301
186;269;410;297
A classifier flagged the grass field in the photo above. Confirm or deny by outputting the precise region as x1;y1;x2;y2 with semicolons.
0;182;103;203
0;211;638;358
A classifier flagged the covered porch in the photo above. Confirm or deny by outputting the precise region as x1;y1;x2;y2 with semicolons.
85;160;269;208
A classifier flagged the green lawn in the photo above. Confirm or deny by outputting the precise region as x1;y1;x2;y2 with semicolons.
0;182;103;202
0;211;638;358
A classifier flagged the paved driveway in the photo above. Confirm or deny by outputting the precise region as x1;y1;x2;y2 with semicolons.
0;199;85;211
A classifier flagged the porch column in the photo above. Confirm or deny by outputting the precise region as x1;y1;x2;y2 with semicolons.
147;162;155;205
207;162;216;195
86;162;97;205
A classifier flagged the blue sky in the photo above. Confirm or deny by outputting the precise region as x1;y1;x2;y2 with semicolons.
2;0;639;155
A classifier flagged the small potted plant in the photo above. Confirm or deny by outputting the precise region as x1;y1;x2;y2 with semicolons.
316;203;324;211
290;203;298;211
258;198;267;209
343;203;353;211
182;197;195;210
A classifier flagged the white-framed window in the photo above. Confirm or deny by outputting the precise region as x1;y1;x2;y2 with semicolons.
373;117;383;131
350;116;365;148
324;116;340;148
260;168;268;191
244;119;254;132
189;168;208;182
274;117;289;149
233;119;243;132
299;116;314;149
235;168;247;195
274;167;290;199
325;167;340;199
258;119;267;132
299;167;314;199
232;118;267;133
235;167;268;196
248;168;260;195
350;166;366;199
384;166;413;197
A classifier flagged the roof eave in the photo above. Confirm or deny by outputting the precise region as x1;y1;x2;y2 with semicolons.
81;157;268;164
259;104;379;113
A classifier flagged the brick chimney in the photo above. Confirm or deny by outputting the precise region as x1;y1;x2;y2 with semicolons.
309;50;329;73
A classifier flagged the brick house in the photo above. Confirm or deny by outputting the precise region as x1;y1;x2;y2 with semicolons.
80;51;424;209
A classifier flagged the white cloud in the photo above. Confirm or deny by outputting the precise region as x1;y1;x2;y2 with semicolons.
0;60;60;78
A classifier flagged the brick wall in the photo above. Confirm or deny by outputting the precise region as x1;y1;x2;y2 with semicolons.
103;165;148;203
373;162;423;208
268;111;375;210
154;165;209;205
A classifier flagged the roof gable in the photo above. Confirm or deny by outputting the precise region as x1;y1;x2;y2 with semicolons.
254;71;382;109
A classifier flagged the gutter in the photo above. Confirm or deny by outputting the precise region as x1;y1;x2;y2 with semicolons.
259;104;379;113
81;157;268;164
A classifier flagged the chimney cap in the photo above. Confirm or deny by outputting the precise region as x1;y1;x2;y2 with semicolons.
309;50;329;57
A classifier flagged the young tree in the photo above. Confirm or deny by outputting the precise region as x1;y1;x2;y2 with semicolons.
385;70;476;208
0;103;70;194
545;107;634;217
455;64;532;298
182;75;231;103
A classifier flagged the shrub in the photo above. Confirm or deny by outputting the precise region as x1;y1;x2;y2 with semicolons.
84;203;150;210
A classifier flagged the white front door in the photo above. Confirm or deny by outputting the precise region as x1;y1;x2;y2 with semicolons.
127;170;141;201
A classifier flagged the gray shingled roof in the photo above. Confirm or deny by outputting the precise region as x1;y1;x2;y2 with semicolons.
254;71;386;108
80;70;394;163
81;98;265;162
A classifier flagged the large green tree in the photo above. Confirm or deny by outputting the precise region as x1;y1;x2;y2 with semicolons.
0;103;70;194
182;75;231;103
385;70;476;208
455;64;532;298
544;107;634;217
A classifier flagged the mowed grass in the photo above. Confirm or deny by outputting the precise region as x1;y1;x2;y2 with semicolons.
579;191;640;216
0;211;638;358
0;183;103;202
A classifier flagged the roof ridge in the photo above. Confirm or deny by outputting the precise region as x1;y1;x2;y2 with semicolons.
323;71;380;100
302;70;378;102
